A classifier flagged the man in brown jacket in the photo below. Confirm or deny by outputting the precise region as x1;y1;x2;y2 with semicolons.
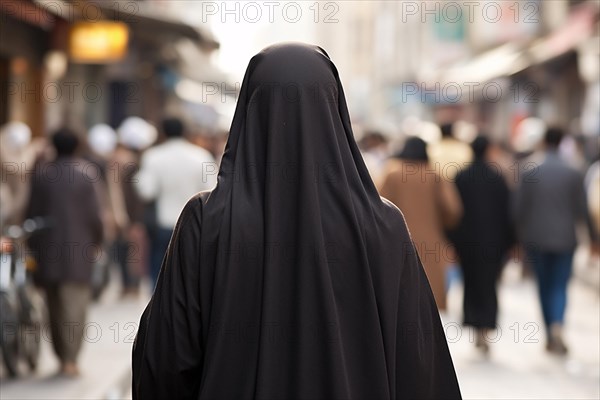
26;128;103;377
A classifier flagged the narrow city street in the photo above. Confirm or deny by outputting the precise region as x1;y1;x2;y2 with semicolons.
1;1;598;399
1;259;598;399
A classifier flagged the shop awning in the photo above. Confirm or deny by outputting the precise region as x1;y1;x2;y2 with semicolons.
174;38;230;84
422;1;599;90
95;1;219;51
436;43;528;88
33;0;219;50
529;1;598;65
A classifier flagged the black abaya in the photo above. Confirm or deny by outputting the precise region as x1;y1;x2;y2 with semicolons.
452;160;514;329
132;43;461;400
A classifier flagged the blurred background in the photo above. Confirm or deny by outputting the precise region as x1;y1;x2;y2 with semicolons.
0;0;598;399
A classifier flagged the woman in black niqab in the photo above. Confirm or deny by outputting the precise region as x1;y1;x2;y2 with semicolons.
132;43;461;400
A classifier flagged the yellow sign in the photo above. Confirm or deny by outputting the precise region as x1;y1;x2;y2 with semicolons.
69;22;128;63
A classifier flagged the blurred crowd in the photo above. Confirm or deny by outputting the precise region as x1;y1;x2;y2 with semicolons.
361;122;599;356
0;116;599;376
0;117;222;377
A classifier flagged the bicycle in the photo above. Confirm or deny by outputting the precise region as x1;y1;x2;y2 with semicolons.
0;218;48;377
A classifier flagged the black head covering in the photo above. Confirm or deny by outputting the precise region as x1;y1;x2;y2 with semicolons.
544;126;564;148
133;43;461;400
395;136;429;162
52;127;79;156
471;135;490;160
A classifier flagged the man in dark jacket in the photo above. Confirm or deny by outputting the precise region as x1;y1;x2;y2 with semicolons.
515;127;597;355
26;128;103;376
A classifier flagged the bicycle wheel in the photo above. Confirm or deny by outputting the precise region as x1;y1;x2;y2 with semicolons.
0;293;20;377
18;287;43;371
23;322;40;371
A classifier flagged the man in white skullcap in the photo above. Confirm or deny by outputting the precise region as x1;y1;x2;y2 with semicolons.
109;117;157;297
0;122;43;225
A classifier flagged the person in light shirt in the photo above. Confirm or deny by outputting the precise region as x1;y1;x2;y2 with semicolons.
135;118;217;287
427;122;473;181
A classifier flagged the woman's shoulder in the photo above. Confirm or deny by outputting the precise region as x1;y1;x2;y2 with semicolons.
379;197;411;230
190;190;212;205
181;191;212;219
380;196;400;214
172;191;214;236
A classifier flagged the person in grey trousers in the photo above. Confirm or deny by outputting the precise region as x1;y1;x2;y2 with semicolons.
26;129;104;376
514;126;598;355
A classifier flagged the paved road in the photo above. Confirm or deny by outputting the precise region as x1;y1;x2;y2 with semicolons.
446;260;600;400
1;260;598;400
0;280;147;400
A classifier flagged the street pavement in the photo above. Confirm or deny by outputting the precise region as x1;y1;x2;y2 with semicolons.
0;278;148;400
446;258;600;400
1;258;598;399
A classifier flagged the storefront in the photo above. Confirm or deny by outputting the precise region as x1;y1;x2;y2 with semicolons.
0;0;56;135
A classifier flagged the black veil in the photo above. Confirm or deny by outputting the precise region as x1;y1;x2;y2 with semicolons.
133;43;461;400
